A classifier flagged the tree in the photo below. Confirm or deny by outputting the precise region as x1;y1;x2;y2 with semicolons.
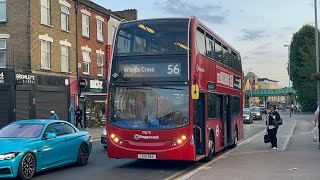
290;25;319;111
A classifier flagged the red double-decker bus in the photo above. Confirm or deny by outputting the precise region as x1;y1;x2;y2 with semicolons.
106;17;243;161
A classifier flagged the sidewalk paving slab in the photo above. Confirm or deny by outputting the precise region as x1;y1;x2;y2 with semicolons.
183;114;320;180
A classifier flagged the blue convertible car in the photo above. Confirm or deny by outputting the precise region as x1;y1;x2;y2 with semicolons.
0;120;92;179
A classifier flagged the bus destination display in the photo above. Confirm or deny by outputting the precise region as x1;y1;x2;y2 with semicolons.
119;63;182;78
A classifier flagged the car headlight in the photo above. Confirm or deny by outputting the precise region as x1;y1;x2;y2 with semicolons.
0;153;19;161
257;113;261;116
103;129;107;136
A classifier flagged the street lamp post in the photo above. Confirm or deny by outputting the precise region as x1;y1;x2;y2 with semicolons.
315;0;320;106
284;44;291;117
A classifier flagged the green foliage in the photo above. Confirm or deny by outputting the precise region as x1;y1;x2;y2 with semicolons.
290;25;318;111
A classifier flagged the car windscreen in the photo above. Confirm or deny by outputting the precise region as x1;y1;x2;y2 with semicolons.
250;108;260;112
0;123;44;138
243;110;250;115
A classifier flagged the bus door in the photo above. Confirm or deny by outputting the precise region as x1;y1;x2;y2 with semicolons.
223;95;232;146
195;93;206;155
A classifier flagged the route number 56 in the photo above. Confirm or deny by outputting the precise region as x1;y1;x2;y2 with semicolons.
167;64;180;75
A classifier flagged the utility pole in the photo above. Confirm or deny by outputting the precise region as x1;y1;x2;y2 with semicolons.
315;0;320;106
284;44;291;117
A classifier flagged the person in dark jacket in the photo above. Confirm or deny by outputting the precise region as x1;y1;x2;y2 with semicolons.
75;106;83;128
266;106;281;150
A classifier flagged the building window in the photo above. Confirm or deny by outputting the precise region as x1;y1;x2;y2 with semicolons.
97;53;104;76
82;50;90;74
41;0;51;25
0;0;6;22
61;5;69;31
61;45;69;72
0;39;6;68
41;40;51;69
82;14;90;37
97;20;103;42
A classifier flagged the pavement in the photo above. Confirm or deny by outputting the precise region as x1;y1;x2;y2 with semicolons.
182;113;320;180
84;126;105;140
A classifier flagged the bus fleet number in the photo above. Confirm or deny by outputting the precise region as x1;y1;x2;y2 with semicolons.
167;64;180;75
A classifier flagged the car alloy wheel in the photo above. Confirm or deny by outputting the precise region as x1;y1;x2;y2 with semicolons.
18;153;36;180
77;143;89;166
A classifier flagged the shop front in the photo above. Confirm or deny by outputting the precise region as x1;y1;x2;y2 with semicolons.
16;73;70;121
0;69;15;127
79;77;107;128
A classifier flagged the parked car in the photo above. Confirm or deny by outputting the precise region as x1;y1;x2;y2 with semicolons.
0;120;92;179
249;106;262;120
101;128;107;150
259;106;267;114
243;108;253;124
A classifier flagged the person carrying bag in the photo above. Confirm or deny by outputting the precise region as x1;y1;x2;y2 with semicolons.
265;106;282;150
314;106;320;149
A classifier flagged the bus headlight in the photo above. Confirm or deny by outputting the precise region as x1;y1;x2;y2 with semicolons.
173;135;187;146
110;134;122;144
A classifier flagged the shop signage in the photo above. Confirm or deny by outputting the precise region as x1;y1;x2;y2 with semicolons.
0;70;15;85
16;74;36;84
0;72;4;84
89;79;104;92
79;78;87;89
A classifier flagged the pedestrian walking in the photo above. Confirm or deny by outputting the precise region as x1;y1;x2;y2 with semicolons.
75;106;83;128
50;110;59;120
266;106;282;150
314;105;320;149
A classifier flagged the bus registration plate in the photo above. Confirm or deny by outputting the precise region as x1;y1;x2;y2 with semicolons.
138;154;156;159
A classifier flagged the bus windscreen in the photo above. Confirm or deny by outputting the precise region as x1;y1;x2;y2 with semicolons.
109;86;189;130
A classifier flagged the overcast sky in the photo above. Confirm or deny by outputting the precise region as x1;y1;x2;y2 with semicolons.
93;0;317;87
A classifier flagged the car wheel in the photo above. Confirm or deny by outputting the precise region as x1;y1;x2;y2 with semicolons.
204;133;215;162
18;152;36;180
103;146;107;150
77;143;90;166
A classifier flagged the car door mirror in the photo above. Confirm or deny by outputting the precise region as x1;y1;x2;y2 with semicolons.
44;132;57;140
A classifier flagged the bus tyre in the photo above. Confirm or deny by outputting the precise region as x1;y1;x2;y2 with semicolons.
230;129;238;149
204;133;215;162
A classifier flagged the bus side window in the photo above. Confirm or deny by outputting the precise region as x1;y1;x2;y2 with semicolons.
196;27;206;55
214;40;222;63
217;95;223;118
231;51;238;71
222;45;230;67
206;33;214;59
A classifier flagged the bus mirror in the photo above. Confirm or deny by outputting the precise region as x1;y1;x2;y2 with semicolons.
191;84;199;100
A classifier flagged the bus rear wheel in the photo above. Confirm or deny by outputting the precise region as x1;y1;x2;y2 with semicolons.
204;133;215;162
230;129;238;149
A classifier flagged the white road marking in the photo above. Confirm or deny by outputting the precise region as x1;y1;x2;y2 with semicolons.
177;129;266;180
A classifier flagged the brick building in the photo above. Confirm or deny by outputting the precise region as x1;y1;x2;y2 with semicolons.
0;0;137;127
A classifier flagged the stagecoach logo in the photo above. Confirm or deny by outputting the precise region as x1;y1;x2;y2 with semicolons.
134;134;160;140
